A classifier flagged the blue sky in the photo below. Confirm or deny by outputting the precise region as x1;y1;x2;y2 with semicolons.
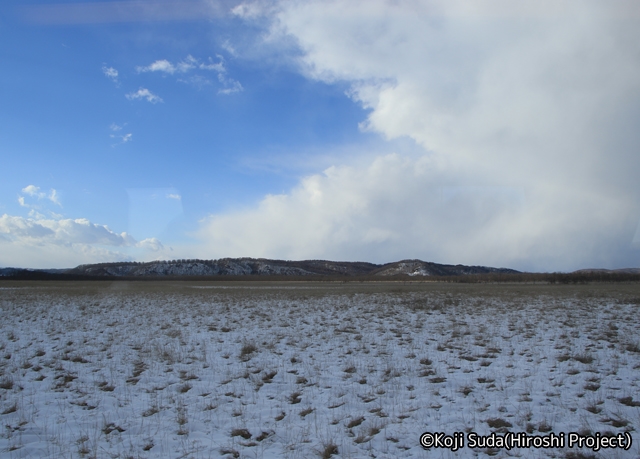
2;0;640;271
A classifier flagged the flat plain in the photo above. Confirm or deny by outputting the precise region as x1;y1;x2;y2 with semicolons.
0;281;639;458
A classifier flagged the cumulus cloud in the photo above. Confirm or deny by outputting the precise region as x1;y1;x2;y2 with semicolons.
19;185;62;208
0;215;134;246
0;214;55;240
3;184;173;268
22;185;41;196
126;87;163;103
203;0;640;271
137;237;164;251
102;65;119;83
137;59;180;74
198;154;630;270
0;214;169;268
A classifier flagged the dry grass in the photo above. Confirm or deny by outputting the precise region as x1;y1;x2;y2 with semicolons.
239;341;258;360
320;442;339;458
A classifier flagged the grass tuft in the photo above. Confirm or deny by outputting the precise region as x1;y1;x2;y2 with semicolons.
240;341;258;360
320;442;338;458
486;418;513;429
346;416;365;428
231;428;252;439
0;376;14;390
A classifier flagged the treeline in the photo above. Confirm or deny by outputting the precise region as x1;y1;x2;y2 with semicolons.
0;271;108;281
2;270;640;283
409;271;640;284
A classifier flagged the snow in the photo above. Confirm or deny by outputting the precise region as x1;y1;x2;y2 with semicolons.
0;281;638;458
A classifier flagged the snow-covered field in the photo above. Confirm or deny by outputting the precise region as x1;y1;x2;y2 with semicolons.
0;281;639;459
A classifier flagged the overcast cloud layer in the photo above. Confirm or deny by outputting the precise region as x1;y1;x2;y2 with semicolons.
194;0;640;271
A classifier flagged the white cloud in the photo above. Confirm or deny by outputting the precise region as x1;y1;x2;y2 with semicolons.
126;87;163;103
137;55;216;74
0;215;134;246
4;185;174;268
136;55;242;94
28;209;47;220
231;2;270;20
180;55;200;72
199;56;225;73
111;132;133;144
0;214;169;268
0;214;55;240
109;123;132;145
19;185;62;207
197;154;630;271
48;189;61;206
203;0;640;271
217;74;243;94
0;239;132;269
22;185;42;197
137;237;164;251
221;39;238;57
137;59;177;74
102;65;118;83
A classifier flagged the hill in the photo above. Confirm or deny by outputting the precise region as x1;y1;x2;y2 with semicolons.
63;258;518;277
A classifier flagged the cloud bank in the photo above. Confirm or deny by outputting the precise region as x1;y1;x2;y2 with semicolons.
197;0;640;271
0;214;166;268
1;185;167;269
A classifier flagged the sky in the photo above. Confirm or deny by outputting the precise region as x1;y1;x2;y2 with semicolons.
1;0;640;272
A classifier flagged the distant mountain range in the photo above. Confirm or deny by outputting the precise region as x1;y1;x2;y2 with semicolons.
1;258;519;278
